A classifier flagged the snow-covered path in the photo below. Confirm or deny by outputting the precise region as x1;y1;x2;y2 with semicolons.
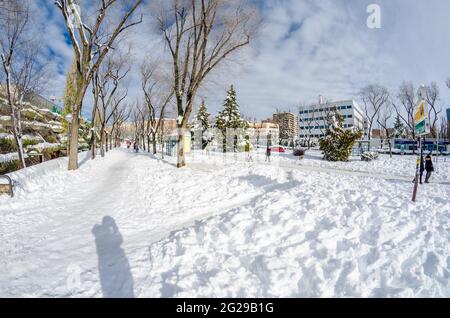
0;148;449;297
0;149;267;297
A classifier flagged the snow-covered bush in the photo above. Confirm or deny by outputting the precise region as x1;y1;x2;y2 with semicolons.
319;108;363;162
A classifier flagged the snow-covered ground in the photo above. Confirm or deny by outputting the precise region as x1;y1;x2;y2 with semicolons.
279;150;450;182
0;148;449;297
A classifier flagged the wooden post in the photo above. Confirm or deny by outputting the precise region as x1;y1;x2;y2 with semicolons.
412;137;422;202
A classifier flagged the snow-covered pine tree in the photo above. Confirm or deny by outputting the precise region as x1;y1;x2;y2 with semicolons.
393;115;406;138
319;108;363;161
215;85;248;152
195;100;211;131
194;100;211;149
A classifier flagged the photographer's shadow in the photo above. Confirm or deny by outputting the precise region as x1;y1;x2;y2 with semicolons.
92;216;135;298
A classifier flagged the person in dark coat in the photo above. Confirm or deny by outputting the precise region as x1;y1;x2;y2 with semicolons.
265;146;271;162
425;153;434;183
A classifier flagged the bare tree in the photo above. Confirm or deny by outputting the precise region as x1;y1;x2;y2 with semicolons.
0;0;47;169
425;82;441;139
154;0;260;167
91;56;129;158
393;81;418;142
141;61;174;154
299;103;318;149
439;113;449;141
111;103;131;148
377;101;394;157
360;84;389;149
55;0;143;170
131;101;148;151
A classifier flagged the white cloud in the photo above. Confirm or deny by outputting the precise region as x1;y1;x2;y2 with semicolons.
36;0;450;121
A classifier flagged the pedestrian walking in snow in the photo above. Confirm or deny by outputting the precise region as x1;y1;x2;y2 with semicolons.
425;153;434;183
133;142;139;153
265;146;271;163
245;141;253;162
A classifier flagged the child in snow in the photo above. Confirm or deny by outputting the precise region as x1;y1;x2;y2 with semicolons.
425;153;434;183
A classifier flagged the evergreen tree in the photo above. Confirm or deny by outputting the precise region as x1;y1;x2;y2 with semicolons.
393;115;405;138
215;85;248;152
319;108;363;161
193;100;211;149
194;100;211;131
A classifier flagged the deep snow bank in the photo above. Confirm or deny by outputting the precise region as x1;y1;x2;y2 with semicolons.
0;149;448;297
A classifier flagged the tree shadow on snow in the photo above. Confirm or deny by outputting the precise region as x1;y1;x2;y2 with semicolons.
92;216;135;298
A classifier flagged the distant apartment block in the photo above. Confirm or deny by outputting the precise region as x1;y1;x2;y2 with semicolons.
298;99;365;139
268;112;299;141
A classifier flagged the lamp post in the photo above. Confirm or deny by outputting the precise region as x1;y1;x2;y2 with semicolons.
65;114;73;157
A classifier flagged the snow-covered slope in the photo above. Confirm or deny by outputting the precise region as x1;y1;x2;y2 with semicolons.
0;97;91;171
0;149;448;297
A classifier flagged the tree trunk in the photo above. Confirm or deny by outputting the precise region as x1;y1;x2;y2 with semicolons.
68;79;89;170
11;106;26;169
4;65;26;169
106;133;109;153
142;135;146;151
90;129;96;160
152;132;157;155
388;138;392;158
90;103;97;160
177;131;186;168
161;119;165;159
367;124;372;151
12;131;26;169
100;128;105;157
68;110;80;170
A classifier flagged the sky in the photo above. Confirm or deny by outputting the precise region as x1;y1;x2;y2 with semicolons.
32;0;450;121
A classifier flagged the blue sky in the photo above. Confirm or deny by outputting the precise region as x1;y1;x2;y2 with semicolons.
35;0;450;120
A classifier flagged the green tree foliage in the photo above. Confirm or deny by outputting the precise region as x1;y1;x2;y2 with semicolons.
319;108;363;161
195;100;211;131
63;60;78;116
194;100;211;150
393;115;406;138
215;85;248;151
215;85;247;130
62;60;79;138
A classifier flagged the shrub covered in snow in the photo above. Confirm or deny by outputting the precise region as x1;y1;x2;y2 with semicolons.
319;108;363;162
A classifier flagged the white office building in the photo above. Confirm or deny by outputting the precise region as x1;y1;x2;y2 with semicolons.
298;99;366;139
